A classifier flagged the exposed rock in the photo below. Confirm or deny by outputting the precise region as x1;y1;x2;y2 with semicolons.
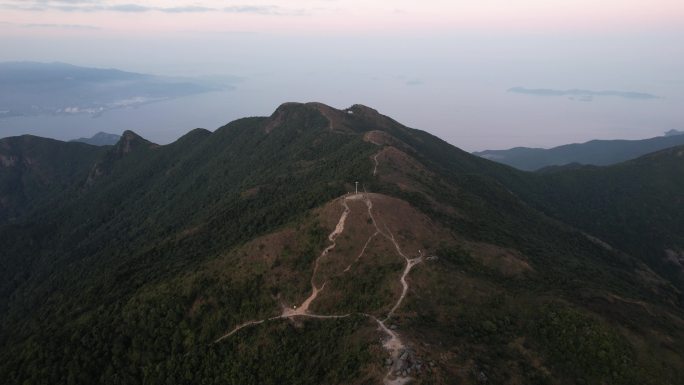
0;154;18;167
665;249;684;269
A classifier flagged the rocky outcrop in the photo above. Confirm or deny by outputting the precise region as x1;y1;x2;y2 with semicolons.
85;130;157;185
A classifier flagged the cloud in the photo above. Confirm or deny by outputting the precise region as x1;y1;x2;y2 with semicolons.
24;22;100;29
0;1;304;15
224;6;276;15
162;6;214;13
0;20;100;29
31;0;102;3
107;4;149;13
508;87;661;101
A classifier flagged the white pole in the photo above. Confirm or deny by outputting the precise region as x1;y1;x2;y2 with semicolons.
355;181;358;194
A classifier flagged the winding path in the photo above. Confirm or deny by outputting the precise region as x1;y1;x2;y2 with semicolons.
295;198;350;314
373;153;380;176
356;195;423;384
214;186;425;384
214;197;353;342
343;231;379;272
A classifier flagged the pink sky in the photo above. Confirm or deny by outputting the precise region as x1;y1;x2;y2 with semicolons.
1;0;683;35
0;0;682;150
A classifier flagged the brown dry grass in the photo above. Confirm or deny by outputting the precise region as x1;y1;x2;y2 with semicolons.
208;226;313;306
363;130;412;151
464;242;533;277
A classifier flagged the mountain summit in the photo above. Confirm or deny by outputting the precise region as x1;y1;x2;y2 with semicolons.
1;103;683;385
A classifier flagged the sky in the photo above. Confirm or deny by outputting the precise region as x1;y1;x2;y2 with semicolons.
0;0;683;150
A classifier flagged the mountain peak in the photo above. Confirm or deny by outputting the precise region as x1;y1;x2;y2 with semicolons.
70;131;120;146
269;101;341;117
116;130;156;154
264;102;402;137
120;129;143;141
348;103;379;115
264;102;346;134
85;130;157;184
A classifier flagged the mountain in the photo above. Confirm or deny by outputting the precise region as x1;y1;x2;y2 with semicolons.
71;132;121;146
512;145;684;290
0;135;108;222
474;132;684;171
665;129;684;137
0;62;226;119
1;103;683;385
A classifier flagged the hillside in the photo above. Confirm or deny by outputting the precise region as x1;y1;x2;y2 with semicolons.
474;132;684;171
0;135;107;222
510;145;684;291
1;102;683;385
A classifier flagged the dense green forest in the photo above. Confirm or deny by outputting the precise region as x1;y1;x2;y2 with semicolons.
1;102;682;384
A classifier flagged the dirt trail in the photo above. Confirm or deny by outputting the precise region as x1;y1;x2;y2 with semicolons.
384;253;422;322
346;313;407;385
215;319;267;342
373;153;380;176
216;311;352;343
215;196;353;341
359;195;423;321
343;231;379;272
215;191;425;385
358;194;423;384
299;198;350;311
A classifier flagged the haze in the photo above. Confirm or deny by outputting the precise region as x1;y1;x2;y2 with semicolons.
1;0;682;151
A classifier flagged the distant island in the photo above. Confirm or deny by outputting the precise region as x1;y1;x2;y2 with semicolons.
70;132;121;146
0;62;230;119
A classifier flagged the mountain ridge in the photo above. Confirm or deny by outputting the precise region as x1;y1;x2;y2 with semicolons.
474;132;684;171
1;102;683;385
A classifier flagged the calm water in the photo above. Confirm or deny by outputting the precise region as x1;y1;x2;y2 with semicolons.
0;75;680;151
